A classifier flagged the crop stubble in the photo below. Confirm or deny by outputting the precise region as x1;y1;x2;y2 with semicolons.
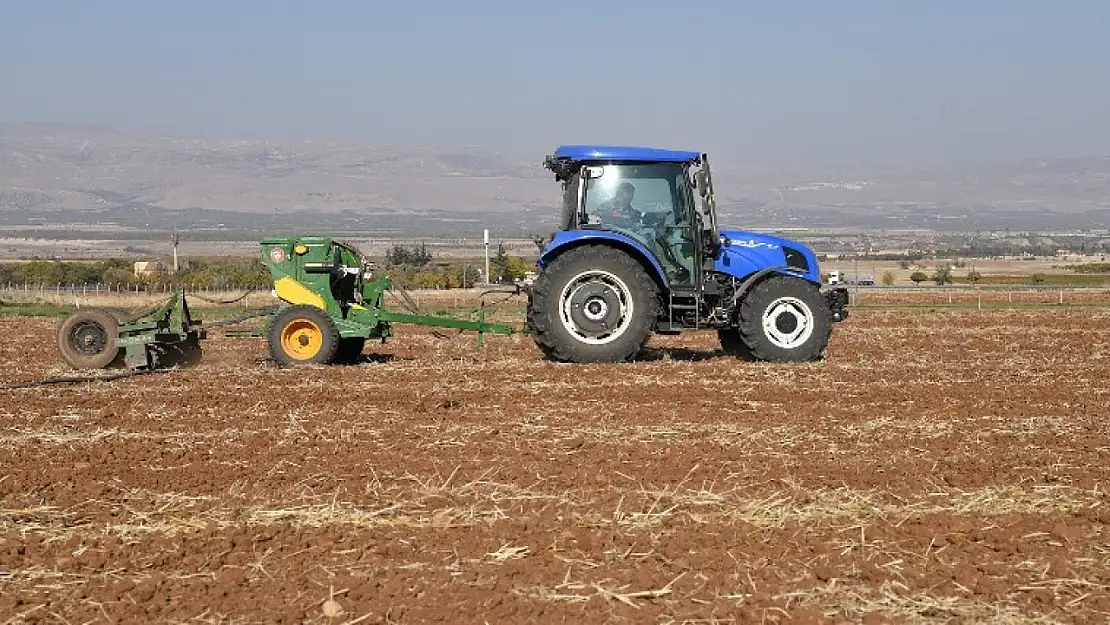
0;309;1108;624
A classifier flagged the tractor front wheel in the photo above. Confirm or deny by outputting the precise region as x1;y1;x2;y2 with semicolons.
734;275;832;362
528;245;659;363
268;305;340;366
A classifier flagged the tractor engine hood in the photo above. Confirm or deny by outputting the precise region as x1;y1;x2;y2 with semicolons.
715;229;822;284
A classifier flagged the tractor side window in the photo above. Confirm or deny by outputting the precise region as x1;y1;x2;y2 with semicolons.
580;163;696;285
581;164;679;231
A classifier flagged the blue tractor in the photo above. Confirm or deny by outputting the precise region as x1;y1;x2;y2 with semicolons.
525;145;850;363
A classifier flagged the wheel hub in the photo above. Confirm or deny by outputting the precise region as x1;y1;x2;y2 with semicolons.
582;297;609;321
559;270;633;345
775;312;798;335
280;319;324;359
70;321;108;355
762;297;814;349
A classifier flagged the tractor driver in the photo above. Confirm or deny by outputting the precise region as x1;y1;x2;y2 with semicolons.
594;182;644;230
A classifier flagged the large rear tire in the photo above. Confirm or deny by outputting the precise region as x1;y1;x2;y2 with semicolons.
735;275;832;362
267;305;340;366
56;308;124;370
528;245;659;363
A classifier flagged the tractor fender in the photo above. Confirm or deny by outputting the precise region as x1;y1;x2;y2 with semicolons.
729;266;797;303
538;230;670;291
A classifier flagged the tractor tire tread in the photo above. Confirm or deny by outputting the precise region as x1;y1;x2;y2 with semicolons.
717;327;754;360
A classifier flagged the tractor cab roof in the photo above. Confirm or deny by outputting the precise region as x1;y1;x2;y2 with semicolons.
552;145;701;163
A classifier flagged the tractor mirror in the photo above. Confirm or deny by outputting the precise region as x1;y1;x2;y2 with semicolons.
694;171;708;197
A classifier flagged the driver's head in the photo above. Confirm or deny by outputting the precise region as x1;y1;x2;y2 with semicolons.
613;182;635;208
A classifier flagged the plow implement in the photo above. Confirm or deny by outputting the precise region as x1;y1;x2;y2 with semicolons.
51;235;519;373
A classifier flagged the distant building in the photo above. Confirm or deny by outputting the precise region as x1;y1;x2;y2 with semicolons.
133;261;160;277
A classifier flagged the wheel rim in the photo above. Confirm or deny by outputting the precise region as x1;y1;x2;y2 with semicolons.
280;318;324;360
68;320;110;356
761;296;815;349
558;269;634;345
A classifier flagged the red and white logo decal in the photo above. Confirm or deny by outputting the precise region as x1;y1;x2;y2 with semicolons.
270;247;286;262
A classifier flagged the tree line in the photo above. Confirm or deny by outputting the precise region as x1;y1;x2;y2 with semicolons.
0;258;271;289
381;242;533;289
0;242;537;291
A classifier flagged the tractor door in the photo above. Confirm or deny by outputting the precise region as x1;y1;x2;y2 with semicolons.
689;156;722;273
579;162;698;287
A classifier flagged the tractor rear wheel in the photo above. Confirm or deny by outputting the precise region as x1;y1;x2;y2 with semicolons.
528;245;659;363
56;308;124;370
735;275;832;362
267;305;340;366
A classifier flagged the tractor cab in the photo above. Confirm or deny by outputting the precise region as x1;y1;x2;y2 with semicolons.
544;146;720;289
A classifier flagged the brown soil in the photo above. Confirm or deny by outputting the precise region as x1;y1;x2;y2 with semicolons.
1;309;1109;624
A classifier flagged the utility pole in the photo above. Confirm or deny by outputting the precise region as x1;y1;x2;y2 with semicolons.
483;229;490;285
171;231;180;273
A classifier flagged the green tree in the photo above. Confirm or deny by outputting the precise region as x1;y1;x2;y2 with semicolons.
966;268;982;284
504;256;533;282
881;271;895;286
932;264;953;285
490;242;510;282
22;260;67;284
102;267;135;286
386;243;431;267
910;271;928;285
462;265;483;287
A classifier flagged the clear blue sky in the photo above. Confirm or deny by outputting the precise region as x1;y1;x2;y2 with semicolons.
1;0;1108;169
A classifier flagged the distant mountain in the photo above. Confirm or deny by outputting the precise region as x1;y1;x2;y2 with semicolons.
1;122;1108;232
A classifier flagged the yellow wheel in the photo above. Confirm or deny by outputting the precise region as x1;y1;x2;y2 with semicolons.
267;305;339;365
280;318;324;360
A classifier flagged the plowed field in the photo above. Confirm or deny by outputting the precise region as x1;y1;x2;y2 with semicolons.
1;309;1108;624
